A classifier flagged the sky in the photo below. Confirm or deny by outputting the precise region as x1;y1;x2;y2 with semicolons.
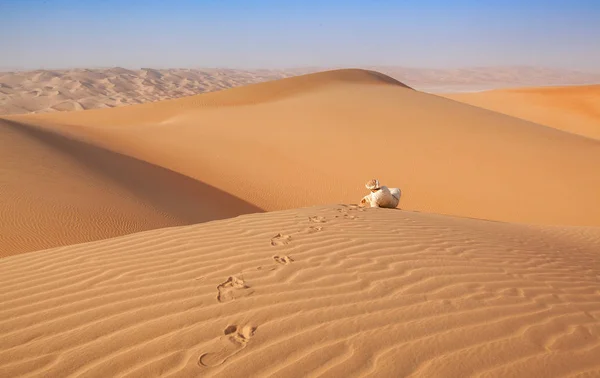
1;0;599;71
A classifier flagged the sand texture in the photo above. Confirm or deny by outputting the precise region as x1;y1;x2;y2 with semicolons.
1;205;600;377
0;68;313;116
2;66;599;115
1;69;600;377
445;85;600;140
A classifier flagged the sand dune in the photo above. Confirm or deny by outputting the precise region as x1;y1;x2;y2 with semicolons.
0;118;260;257
2;69;600;377
1;205;599;377
374;66;600;93
0;68;313;116
445;85;600;140
2;66;599;115
2;69;600;257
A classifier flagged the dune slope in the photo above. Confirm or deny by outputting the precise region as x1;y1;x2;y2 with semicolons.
0;118;260;257
444;85;600;140
1;205;599;377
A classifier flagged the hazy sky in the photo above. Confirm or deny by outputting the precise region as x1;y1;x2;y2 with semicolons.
1;0;599;71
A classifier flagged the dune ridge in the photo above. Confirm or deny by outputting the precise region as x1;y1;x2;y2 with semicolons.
2;66;599;115
1;205;599;377
10;69;410;126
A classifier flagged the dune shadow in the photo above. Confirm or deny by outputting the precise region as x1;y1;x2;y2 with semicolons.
1;118;263;226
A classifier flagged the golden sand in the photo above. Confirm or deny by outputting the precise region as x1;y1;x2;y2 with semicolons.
1;70;599;377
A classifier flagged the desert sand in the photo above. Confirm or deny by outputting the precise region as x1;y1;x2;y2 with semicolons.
0;68;312;115
1;206;600;377
1;69;600;377
2;66;599;115
445;85;600;140
3;69;600;257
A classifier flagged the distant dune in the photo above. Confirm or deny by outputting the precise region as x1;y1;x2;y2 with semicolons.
0;68;313;115
2;69;600;257
445;85;600;140
1;205;599;377
2;66;599;115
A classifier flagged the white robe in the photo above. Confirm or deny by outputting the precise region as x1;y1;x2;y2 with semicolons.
360;186;401;208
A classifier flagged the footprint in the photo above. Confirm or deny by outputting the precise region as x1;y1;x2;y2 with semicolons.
307;226;323;233
308;216;326;223
256;266;277;271
339;204;364;212
216;276;253;303
334;213;356;220
198;324;257;367
273;255;294;265
271;233;291;246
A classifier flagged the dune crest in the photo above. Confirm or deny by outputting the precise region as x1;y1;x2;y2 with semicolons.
3;66;599;115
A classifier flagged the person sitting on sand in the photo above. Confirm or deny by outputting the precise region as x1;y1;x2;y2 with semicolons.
359;179;401;208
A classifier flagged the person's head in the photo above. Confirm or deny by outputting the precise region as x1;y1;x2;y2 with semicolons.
365;179;381;192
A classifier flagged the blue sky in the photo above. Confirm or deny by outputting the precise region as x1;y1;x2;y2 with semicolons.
1;0;599;71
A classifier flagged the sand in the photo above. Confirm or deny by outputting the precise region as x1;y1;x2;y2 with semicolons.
0;68;312;116
1;205;599;377
2;69;600;257
0;117;261;257
1;69;600;376
445;85;600;140
2;67;599;115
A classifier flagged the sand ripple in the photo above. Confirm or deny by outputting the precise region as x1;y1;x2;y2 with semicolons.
1;206;599;377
